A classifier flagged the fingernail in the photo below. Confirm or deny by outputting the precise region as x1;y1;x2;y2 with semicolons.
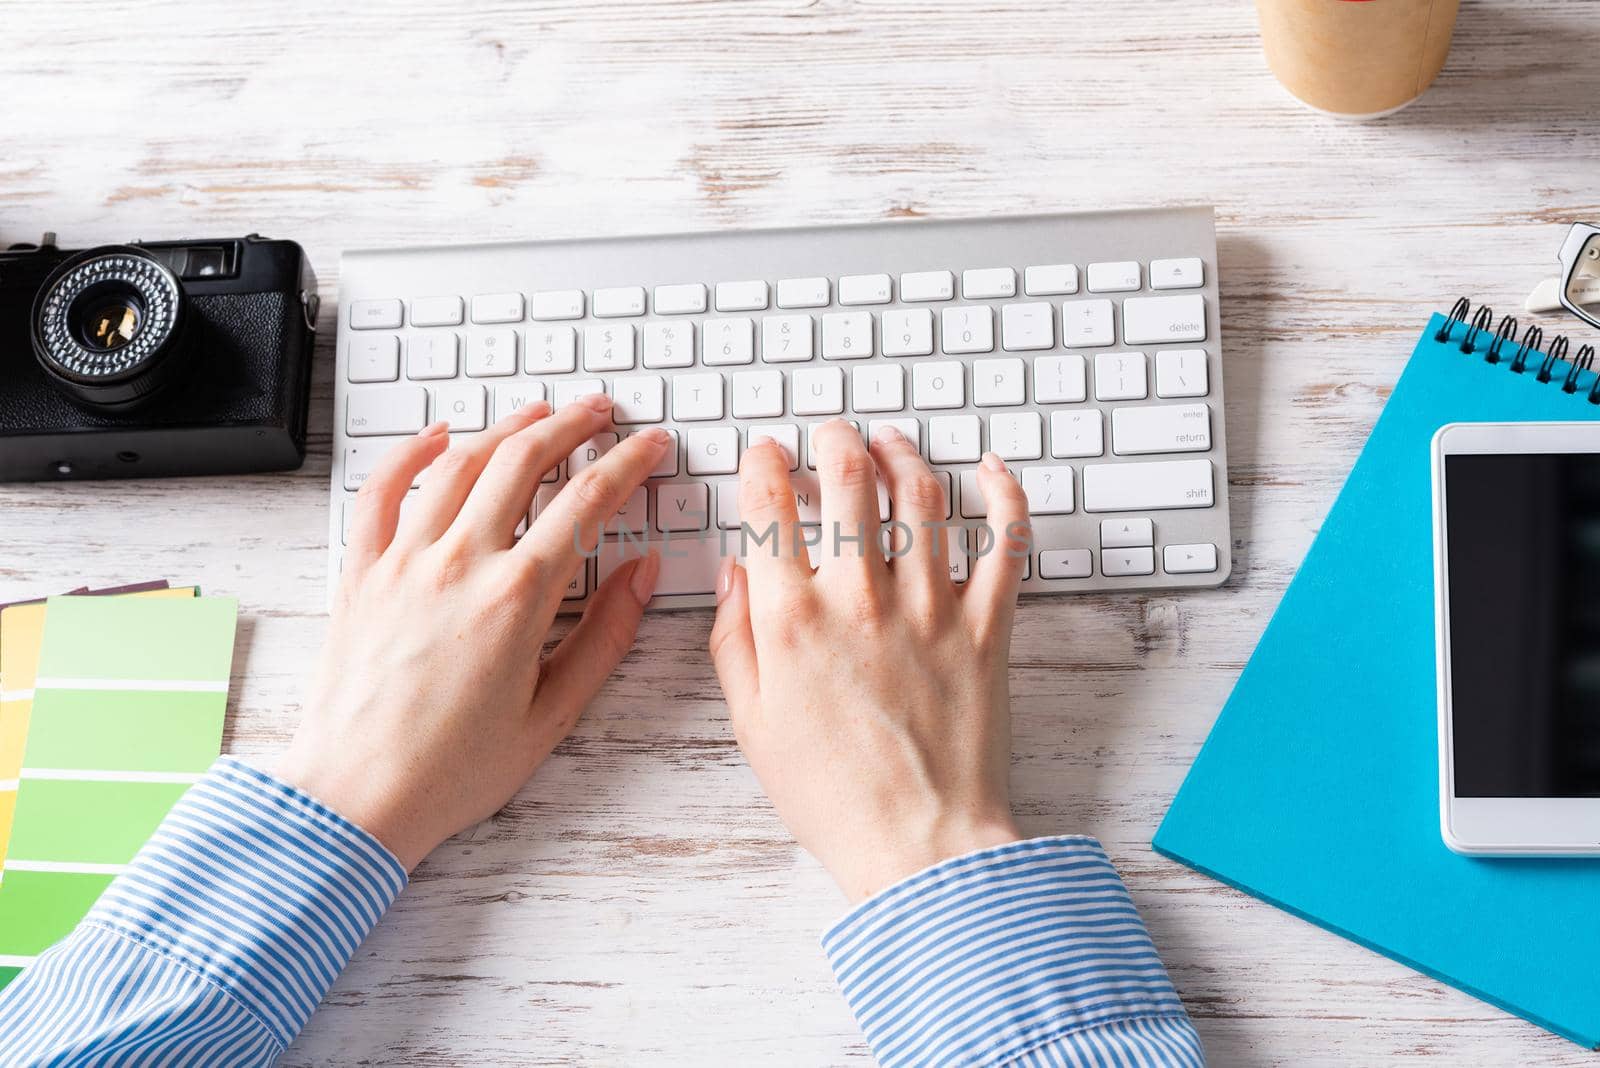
876;425;904;445
715;555;735;604
419;421;450;437
642;427;673;447
629;553;661;606
580;392;613;412
981;451;1007;473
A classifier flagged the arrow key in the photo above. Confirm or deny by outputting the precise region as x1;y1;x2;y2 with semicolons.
1163;542;1218;574
1100;517;1153;548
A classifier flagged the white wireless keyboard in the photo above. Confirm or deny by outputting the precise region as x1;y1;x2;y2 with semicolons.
330;208;1232;611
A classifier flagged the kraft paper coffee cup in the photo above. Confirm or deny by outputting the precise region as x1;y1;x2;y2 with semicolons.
1255;0;1460;119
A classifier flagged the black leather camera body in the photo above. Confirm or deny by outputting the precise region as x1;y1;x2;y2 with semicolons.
0;234;317;481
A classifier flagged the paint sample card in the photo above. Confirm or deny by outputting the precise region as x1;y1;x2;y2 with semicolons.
0;594;235;987
0;587;193;876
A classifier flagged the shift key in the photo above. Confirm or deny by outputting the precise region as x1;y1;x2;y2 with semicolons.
1082;458;1214;512
347;386;428;436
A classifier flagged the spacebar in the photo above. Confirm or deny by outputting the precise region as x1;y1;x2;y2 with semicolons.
1082;459;1215;512
597;534;727;596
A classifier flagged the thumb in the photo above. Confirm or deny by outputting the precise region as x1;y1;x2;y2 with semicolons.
538;553;659;727
709;559;760;719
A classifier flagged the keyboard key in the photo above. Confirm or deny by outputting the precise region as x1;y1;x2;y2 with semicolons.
1094;352;1147;401
941;306;994;354
553;379;605;409
1163;542;1218;574
761;315;814;363
715;280;769;312
1155;349;1209;398
1087;261;1141;293
465;328;518;377
605;486;649;535
687;427;739;475
805;420;861;469
407;333;459;379
928;414;981;463
839;274;892;305
494;382;547;424
583;323;636;371
1000;302;1053;351
411;296;464;327
821;312;873;359
973;357;1025;407
1122;294;1206;344
1082;458;1214;512
748;424;801;469
599;533;724;596
471;292;524;324
656;483;712;530
348;335;399;382
350;299;403;330
1021;467;1074;514
1034;354;1087;403
672;373;724;421
1102;546;1156;576
643;321;695;369
1150;258;1204;290
530;290;584;320
1039;548;1093;579
732;370;785;419
1050;409;1104;458
868;418;920;452
342;437;420;491
433;384;486;431
1062;299;1115;348
1112;403;1211;455
958;470;991;518
612;375;665;424
851;364;904;413
1101;517;1153;548
946;526;972;582
900;270;954;302
777;277;830;309
989;412;1042;460
564;564;589;600
570;433;619;476
882;309;934;357
962;267;1016;299
653;283;707;314
1024;264;1078;296
704;317;755;365
526;325;577;374
912;362;965;410
593;286;646;317
793;366;845;416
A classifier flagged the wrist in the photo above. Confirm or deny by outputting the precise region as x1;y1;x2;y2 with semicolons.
833;811;1024;905
272;745;435;870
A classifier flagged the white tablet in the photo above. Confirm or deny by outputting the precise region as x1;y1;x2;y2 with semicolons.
1433;421;1600;854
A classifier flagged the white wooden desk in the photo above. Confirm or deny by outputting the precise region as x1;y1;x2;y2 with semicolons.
4;2;1599;1063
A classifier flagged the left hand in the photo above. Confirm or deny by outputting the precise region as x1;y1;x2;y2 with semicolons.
277;395;667;869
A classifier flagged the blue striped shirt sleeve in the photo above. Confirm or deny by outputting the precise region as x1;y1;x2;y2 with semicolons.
822;836;1204;1067
0;755;407;1065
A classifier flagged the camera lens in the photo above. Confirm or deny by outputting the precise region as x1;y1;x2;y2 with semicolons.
30;246;187;409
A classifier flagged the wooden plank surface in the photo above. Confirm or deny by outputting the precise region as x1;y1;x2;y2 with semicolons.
4;1;1599;1063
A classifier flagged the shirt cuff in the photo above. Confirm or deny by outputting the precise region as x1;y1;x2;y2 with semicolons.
822;835;1195;1068
82;755;407;1050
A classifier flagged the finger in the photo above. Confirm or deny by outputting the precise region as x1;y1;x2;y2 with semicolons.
450;397;622;550
962;452;1031;640
394;397;574;550
536;553;660;733
516;427;674;605
869;425;951;596
709;558;760;719
343;421;450;583
735;438;813;615
812;419;886;583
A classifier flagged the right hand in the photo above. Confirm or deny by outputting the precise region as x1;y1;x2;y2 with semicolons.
709;421;1033;903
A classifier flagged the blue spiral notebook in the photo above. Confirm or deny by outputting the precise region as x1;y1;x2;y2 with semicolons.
1154;306;1600;1047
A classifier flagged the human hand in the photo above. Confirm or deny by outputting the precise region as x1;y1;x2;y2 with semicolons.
277;395;667;869
709;421;1031;903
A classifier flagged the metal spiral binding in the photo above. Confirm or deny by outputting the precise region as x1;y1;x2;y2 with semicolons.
1439;297;1597;404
